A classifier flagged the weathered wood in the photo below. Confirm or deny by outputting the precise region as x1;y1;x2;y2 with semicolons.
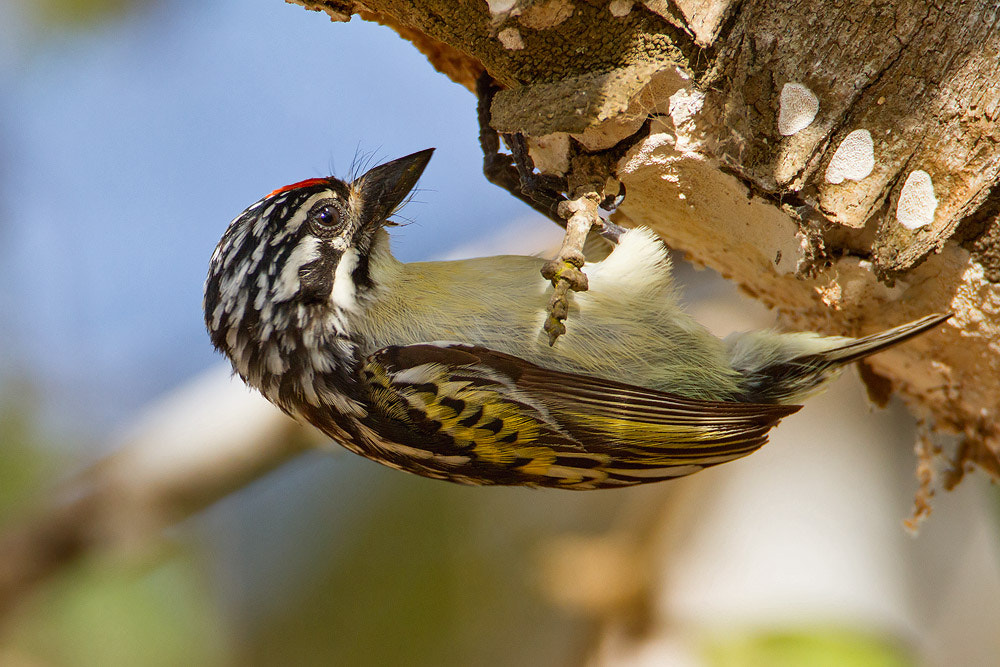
711;1;1000;277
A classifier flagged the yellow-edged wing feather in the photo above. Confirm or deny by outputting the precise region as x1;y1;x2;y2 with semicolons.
357;343;800;488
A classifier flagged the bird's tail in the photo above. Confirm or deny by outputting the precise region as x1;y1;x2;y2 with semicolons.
728;313;951;405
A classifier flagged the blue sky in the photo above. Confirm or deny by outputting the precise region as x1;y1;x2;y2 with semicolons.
1;0;538;435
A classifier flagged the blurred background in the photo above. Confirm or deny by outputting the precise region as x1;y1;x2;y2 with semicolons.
1;1;998;665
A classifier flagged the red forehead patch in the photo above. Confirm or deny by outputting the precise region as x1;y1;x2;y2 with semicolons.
266;177;329;199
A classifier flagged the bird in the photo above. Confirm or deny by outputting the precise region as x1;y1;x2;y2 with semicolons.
203;148;950;489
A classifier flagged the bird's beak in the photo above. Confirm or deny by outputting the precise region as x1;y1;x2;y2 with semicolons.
354;148;435;229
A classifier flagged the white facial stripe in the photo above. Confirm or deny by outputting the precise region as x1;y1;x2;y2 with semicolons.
332;247;360;313
272;236;321;302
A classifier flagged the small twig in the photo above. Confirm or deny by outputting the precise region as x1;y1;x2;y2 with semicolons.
904;421;938;534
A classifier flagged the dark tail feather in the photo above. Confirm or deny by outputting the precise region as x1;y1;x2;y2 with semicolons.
738;313;951;404
810;313;952;366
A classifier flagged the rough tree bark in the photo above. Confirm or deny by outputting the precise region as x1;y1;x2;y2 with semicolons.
295;0;1000;490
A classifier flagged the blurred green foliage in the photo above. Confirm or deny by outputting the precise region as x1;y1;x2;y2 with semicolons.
241;471;598;667
16;0;149;29
703;628;914;667
0;388;227;666
0;385;58;524
6;555;227;667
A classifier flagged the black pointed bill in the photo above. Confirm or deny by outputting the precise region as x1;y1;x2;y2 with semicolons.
354;148;434;228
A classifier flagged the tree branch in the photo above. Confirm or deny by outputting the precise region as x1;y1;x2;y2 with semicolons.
0;366;317;619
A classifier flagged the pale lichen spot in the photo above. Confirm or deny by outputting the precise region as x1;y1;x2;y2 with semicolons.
777;82;819;136
896;170;938;230
825;129;875;184
486;0;517;15
498;27;524;50
668;88;705;127
609;0;633;17
519;0;573;28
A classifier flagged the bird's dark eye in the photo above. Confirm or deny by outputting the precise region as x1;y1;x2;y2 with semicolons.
309;201;342;231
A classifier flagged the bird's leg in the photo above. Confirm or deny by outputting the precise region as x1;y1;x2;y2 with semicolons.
476;72;566;227
541;193;595;345
540;152;625;345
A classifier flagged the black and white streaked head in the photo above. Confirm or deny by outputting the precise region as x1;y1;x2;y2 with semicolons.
203;149;434;412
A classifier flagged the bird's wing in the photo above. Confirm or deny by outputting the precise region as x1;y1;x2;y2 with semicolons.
356;343;800;489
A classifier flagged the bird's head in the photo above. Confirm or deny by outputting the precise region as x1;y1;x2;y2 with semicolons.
204;149;433;378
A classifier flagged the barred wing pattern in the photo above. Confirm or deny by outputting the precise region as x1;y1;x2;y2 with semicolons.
355;343;801;489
